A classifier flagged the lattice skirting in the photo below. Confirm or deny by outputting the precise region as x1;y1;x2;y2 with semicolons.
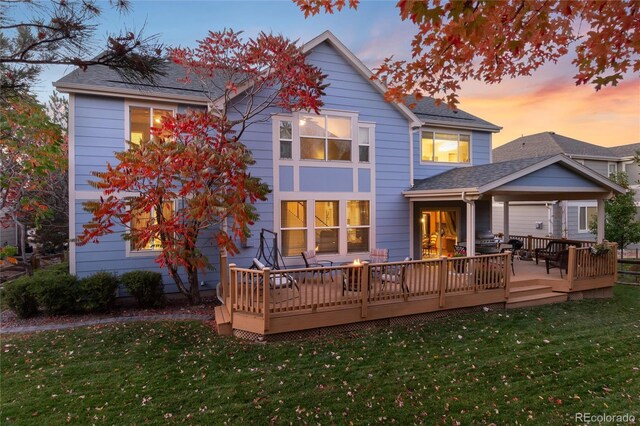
232;302;506;342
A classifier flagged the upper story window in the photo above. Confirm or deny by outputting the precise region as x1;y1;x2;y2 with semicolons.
279;120;293;160
300;114;352;161
358;127;370;163
129;106;173;146
421;131;470;163
608;162;617;177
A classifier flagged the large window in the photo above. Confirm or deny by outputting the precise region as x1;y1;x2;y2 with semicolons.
315;201;339;253
421;131;470;163
130;202;173;251
281;201;307;257
280;199;371;256
300;114;352;161
347;200;370;253
129;106;173;146
579;206;597;232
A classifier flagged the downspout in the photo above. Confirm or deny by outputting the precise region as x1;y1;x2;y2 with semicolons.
462;191;476;256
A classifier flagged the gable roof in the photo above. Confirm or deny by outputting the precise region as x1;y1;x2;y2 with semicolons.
407;96;501;133
54;31;498;132
405;154;626;199
493;131;624;162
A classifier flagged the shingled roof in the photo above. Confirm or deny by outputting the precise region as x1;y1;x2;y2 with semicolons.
407;96;501;132
409;156;555;191
608;143;640;158
493;132;627;162
54;61;217;102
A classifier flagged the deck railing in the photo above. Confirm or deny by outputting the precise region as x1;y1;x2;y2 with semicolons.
228;253;511;331
508;235;597;254
568;244;617;288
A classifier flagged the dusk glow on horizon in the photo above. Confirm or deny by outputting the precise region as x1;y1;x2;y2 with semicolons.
30;1;639;148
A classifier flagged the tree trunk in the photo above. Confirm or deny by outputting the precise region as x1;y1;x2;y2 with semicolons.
187;267;202;305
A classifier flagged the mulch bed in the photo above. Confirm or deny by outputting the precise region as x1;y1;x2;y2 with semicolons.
1;296;218;330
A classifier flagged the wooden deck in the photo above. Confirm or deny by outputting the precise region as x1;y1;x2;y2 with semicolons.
217;245;617;339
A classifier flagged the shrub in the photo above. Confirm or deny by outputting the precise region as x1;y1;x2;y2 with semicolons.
0;278;39;318
79;271;119;312
121;271;165;308
31;273;81;315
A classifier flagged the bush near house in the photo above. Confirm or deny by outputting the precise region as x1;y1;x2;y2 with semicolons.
120;271;166;309
1;265;165;316
79;271;119;312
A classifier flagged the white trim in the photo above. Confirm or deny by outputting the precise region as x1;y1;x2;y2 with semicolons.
577;203;598;233
419;128;473;166
123;100;178;150
408;125;414;185
54;83;209;105
68;95;77;275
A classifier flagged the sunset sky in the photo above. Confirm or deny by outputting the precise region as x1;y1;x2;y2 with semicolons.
28;0;640;148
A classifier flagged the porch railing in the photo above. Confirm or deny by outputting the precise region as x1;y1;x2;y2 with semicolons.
508;234;597;254
567;244;617;289
227;252;511;331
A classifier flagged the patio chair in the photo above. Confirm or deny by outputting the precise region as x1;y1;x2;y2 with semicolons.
252;258;299;290
498;243;516;275
545;249;569;278
301;250;333;283
369;248;389;264
380;257;411;293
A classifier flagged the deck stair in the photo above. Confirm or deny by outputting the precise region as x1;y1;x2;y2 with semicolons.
214;305;232;336
507;283;568;309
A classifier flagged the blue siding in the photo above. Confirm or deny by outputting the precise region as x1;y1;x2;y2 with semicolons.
74;200;219;293
299;167;353;192
358;169;371;192
413;130;493;181
306;42;411;260
279;166;294;191
503;164;603;189
74;95;124;191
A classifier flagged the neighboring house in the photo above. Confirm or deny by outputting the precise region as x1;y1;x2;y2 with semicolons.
492;132;640;244
54;32;624;294
0;210;18;247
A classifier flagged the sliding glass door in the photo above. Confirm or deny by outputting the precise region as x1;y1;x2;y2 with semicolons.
420;209;459;258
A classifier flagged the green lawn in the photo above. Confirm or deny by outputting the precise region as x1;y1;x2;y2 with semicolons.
2;286;639;425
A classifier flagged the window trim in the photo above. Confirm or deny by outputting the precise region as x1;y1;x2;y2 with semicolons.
578;204;597;233
123;100;177;150
125;200;176;257
419;128;472;165
276;196;374;258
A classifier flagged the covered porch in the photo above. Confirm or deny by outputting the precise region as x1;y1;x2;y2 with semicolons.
404;155;626;259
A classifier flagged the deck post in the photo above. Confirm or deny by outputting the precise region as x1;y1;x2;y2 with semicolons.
361;263;369;318
228;263;236;324
567;246;577;290
504;252;511;300
527;235;533;254
220;251;229;305
262;268;270;332
612;243;618;282
438;257;447;308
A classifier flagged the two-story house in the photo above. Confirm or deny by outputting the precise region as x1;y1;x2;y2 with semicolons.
492;132;640;245
55;31;624;295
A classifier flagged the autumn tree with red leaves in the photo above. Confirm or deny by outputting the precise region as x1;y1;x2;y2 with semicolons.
294;0;639;107
1;95;66;271
78;30;326;304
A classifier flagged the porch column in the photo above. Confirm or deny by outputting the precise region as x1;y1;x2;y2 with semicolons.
503;201;510;241
466;200;476;255
597;198;606;243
